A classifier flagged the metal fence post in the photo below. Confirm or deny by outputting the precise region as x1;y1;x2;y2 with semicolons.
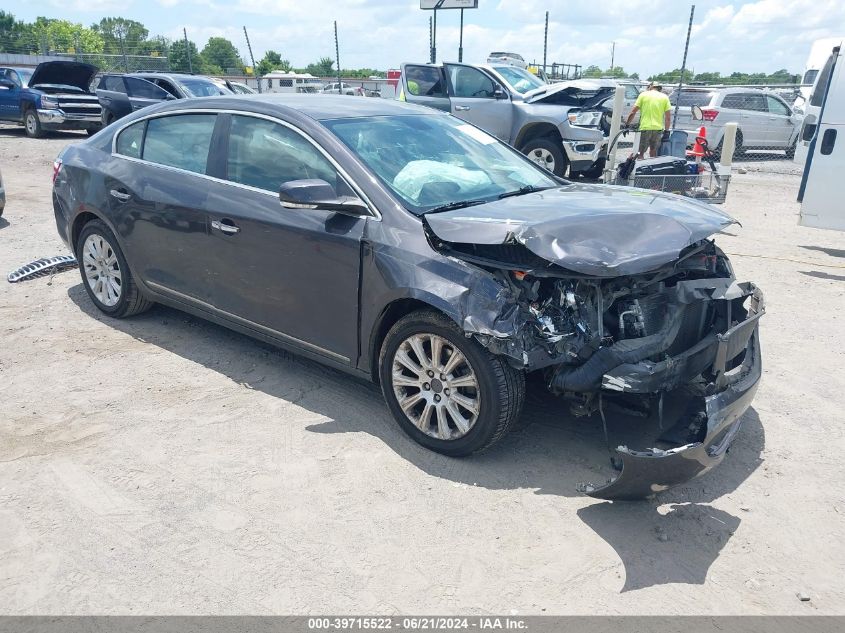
672;4;695;129
183;28;193;74
243;26;261;93
604;85;626;183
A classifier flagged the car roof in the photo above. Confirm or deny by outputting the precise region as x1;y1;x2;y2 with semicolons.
135;93;439;121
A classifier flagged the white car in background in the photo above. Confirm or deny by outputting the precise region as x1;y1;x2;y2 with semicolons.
486;52;528;69
322;82;364;96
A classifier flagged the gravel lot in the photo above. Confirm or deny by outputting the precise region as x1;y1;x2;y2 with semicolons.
1;124;844;615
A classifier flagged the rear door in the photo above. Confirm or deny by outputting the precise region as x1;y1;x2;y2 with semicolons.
444;63;512;141
96;75;133;121
201;113;366;363
107;112;219;302
400;64;450;111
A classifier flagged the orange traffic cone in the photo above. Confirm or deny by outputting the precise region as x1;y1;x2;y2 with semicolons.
689;126;707;161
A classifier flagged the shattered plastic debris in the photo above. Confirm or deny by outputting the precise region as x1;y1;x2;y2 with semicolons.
7;255;78;283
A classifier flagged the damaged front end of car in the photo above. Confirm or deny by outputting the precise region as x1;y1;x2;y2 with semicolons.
423;190;763;499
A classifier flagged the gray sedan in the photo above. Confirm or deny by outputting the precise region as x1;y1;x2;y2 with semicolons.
51;95;763;499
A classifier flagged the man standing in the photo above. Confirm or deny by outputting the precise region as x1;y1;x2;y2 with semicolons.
625;82;672;158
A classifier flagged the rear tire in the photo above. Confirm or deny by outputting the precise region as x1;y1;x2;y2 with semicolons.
76;219;152;318
24;107;43;139
379;309;525;457
521;137;568;177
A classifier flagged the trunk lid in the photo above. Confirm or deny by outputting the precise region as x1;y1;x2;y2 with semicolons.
424;183;736;277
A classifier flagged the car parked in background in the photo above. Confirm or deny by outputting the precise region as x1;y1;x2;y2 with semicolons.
322;82;364;96
97;72;232;124
0;62;101;138
670;87;802;157
399;62;611;177
486;52;528;69
210;77;256;94
52;94;763;500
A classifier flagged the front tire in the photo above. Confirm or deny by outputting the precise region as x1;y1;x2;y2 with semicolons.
379;309;525;457
521;137;568;177
76;219;152;318
24;107;44;139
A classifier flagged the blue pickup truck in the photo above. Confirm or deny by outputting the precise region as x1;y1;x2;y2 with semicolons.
0;61;102;138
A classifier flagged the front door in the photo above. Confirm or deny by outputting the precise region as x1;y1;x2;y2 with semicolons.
444;63;512;141
202;113;365;363
401;64;450;112
0;69;21;121
765;95;795;148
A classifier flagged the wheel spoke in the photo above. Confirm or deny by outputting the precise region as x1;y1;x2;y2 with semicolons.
394;348;423;377
445;402;469;435
398;391;423;414
391;373;419;388
449;374;477;389
451;392;479;416
417;402;434;431
408;336;431;371
430;335;443;371
436;406;452;439
442;348;464;375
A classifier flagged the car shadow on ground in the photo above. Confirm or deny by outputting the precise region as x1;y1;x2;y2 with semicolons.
799;270;845;282
68;283;764;591
0;125;87;139
0;217;9;230
800;245;845;259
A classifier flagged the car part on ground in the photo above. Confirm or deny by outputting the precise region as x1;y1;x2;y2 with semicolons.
0;61;102;137
51;94;763;499
7;255;78;283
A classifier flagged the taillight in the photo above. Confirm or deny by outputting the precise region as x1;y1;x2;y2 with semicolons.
52;159;63;184
701;108;719;121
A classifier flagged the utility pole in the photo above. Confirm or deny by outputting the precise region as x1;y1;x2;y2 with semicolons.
610;41;615;71
672;4;696;129
183;28;193;74
543;11;549;72
243;26;261;93
458;8;464;63
431;8;437;63
334;21;341;95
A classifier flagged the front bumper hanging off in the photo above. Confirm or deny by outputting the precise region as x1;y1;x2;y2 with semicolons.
581;282;764;500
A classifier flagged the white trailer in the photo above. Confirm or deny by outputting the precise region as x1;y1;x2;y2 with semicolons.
799;44;845;231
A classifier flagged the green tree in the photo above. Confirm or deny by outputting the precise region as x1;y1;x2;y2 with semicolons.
304;56;335;76
200;37;244;73
256;50;291;76
583;65;602;78
92;17;148;55
168;38;199;73
31;17;104;54
0;11;34;53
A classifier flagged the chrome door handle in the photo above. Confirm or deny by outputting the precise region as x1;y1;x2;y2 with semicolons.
211;219;241;234
109;189;131;202
455;105;471;111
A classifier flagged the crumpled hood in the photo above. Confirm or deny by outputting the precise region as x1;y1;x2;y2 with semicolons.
424;183;737;277
29;61;98;92
522;82;613;106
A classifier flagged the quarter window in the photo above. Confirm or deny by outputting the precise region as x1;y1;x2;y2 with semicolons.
143;114;217;174
226;115;340;194
115;121;144;159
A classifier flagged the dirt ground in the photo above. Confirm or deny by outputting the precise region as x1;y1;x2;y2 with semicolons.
1;123;844;615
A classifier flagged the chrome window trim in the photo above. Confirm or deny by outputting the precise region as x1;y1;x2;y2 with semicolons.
110;107;381;220
145;280;350;364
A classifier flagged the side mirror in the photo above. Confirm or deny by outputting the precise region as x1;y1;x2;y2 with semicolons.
279;179;369;216
691;105;703;121
0;79;16;89
493;87;507;100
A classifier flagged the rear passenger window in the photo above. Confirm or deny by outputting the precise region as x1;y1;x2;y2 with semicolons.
103;76;125;92
405;66;446;97
720;94;744;109
226;115;339;193
116;121;144;158
143;114;216;174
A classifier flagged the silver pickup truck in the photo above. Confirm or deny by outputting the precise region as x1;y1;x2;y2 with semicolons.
398;62;611;177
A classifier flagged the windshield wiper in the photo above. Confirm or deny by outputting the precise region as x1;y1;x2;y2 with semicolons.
498;185;553;199
423;199;489;214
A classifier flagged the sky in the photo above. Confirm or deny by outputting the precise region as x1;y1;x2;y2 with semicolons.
10;0;845;76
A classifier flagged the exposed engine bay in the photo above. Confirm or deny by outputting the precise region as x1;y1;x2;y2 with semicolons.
434;236;764;499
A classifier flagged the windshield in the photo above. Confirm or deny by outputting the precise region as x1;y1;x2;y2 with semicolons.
179;77;230;97
492;66;545;94
18;69;32;87
322;114;558;214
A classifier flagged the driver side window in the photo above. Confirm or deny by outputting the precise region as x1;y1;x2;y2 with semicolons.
226;115;343;194
449;66;496;99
